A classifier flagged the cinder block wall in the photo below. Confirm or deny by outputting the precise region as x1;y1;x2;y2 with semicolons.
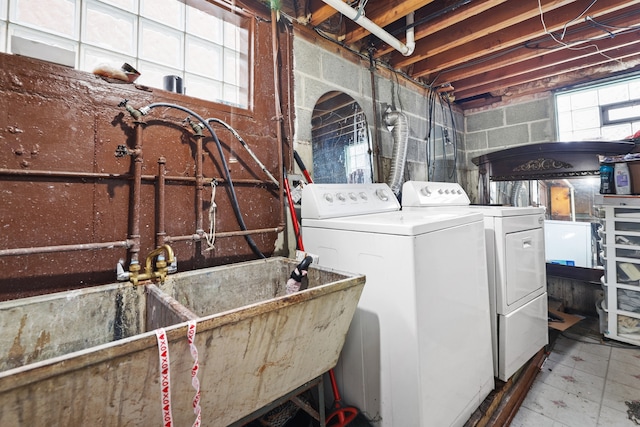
292;35;463;188
461;94;556;202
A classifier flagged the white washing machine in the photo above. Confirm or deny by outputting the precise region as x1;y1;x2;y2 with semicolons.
301;183;494;427
402;181;548;381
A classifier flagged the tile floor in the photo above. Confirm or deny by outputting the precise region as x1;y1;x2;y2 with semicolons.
511;319;640;427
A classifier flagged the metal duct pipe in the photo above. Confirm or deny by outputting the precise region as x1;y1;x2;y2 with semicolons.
384;110;409;196
321;0;415;56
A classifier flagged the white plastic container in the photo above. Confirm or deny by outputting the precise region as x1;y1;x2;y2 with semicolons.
615;162;632;195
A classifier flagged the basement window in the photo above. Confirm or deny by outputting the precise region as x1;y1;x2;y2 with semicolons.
1;0;251;109
556;76;640;141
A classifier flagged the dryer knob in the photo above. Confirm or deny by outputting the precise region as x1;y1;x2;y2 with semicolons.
420;187;432;197
336;192;346;202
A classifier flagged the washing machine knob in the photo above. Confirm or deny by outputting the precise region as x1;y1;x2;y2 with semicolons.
375;188;389;201
349;192;358;201
420;187;432;196
359;192;368;200
438;188;444;194
336;192;346;202
323;193;334;203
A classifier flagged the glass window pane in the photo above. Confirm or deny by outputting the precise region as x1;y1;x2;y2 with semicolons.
556;93;571;113
140;0;184;30
629;81;640;101
572;128;601;141
223;20;240;50
557;111;572;134
8;23;78;66
607;104;640;122
601;123;632;140
139;19;183;68
1;0;7;20
11;0;77;38
80;44;135;74
185;72;222;103
0;21;6;53
570;89;599;109
599;83;629;105
223;48;238;85
571;107;600;131
186;5;222;44
83;1;136;55
185;35;222;79
558;131;574;141
223;83;239;106
136;60;182;91
97;0;137;12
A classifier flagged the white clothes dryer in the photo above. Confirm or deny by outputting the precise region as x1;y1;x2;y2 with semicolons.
402;181;548;381
301;183;494;427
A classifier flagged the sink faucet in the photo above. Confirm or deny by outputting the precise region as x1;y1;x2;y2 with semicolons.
128;244;176;285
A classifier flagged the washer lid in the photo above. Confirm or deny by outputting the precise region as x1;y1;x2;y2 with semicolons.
302;210;484;236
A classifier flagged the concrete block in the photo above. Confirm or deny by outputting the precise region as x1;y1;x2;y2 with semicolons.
293;38;321;79
464;131;488;152
466;108;504;132
530;120;555;142
488;124;529;147
506;99;551;125
321;51;361;92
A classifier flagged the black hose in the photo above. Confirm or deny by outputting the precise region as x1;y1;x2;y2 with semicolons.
144;102;266;259
207;118;279;187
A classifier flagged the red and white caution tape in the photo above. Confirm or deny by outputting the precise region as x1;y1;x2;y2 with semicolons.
155;328;173;427
187;320;202;427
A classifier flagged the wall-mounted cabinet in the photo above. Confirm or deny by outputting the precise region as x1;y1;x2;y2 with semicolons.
596;195;640;346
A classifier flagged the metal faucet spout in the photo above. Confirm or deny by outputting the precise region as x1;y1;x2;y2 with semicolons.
128;244;175;285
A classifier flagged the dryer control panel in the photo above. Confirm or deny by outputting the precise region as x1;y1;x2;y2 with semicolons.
402;181;471;207
301;183;400;219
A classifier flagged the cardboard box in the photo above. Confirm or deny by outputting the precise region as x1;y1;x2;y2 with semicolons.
548;308;584;331
628;160;640;195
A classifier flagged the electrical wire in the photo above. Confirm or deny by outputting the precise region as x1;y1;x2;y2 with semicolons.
557;0;598;41
537;0;624;66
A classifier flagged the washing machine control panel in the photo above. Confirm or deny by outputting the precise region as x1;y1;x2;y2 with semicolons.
301;183;400;219
402;181;470;207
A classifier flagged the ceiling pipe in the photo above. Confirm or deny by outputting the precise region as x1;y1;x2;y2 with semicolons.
321;0;415;56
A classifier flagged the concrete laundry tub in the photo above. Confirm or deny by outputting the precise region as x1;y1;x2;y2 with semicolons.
0;257;365;426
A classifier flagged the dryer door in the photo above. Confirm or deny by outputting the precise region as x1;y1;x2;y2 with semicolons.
505;227;546;310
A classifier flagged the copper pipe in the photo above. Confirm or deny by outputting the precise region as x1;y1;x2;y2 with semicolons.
0;240;132;257
129;121;145;263
156;157;167;247
0;168;277;187
164;226;284;243
271;8;287;233
195;134;205;235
